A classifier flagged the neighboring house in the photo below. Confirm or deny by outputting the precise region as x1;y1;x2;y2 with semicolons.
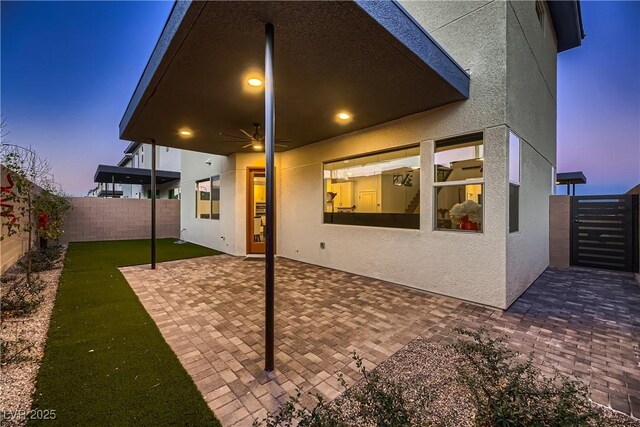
118;0;584;309
92;141;181;199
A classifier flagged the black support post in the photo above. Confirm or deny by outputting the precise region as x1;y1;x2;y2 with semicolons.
264;22;275;372
151;139;157;270
111;175;115;198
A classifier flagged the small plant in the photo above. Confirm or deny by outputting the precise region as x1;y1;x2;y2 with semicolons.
17;244;64;272
450;328;605;427
253;391;345;427
339;352;416;427
1;270;45;317
254;351;427;427
1;334;34;365
33;188;71;244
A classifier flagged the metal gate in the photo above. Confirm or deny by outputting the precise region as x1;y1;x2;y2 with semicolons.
571;194;639;272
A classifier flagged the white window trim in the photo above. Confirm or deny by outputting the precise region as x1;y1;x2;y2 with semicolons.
432;135;485;233
508;131;522;234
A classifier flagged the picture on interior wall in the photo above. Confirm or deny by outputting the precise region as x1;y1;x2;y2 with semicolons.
323;146;420;229
433;133;484;232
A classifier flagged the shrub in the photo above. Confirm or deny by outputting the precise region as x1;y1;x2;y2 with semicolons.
1;271;45;317
253;391;345;427
254;351;427;427
339;352;417;427
16;244;63;272
450;328;605;427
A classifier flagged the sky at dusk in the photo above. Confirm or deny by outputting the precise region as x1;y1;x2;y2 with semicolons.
1;1;639;196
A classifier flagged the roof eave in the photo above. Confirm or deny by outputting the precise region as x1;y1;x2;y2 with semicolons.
547;0;585;53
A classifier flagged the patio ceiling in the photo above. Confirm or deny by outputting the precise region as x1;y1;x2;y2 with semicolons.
119;1;470;155
94;164;180;185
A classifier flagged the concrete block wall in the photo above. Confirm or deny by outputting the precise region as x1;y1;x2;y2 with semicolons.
61;198;180;243
1;165;36;274
1;231;30;274
549;195;571;267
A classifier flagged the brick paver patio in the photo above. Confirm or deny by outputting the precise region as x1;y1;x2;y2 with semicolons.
120;256;640;425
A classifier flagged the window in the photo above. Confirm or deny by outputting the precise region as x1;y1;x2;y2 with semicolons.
509;131;521;233
211;175;220;219
323;146;420;229
146;189;160;199
433;133;483;232
195;177;220;220
168;187;181;200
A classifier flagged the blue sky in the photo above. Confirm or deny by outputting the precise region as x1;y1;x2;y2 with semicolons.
1;1;639;195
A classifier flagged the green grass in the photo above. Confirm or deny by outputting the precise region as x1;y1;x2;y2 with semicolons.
30;239;222;426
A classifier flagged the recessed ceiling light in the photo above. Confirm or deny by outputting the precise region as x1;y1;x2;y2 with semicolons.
178;129;193;137
253;144;263;150
337;112;351;120
247;78;263;87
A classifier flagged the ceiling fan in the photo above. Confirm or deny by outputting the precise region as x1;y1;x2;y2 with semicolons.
219;123;290;150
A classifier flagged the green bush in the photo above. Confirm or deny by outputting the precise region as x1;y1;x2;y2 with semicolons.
450;328;605;427
254;351;426;427
16;244;64;273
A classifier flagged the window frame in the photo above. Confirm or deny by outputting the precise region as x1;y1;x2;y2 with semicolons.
322;144;421;230
508;131;522;234
432;132;485;233
195;176;220;220
211;175;221;220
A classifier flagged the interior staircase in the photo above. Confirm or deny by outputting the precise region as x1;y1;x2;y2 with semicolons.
405;191;420;213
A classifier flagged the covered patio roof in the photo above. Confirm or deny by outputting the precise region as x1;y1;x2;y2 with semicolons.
119;0;471;155
557;171;587;185
94;164;180;185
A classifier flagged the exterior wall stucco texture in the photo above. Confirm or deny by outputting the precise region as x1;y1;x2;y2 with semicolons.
61;198;180;243
504;0;557;306
177;0;559;309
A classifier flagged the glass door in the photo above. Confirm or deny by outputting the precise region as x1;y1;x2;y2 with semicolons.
247;169;267;254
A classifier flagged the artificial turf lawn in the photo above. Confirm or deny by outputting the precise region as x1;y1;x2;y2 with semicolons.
30;239;222;426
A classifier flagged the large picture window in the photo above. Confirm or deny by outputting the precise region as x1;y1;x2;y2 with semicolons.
433;133;483;232
195;176;220;220
323;146;420;229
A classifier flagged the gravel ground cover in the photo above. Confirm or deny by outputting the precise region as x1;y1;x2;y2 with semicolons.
335;337;640;426
1;248;65;426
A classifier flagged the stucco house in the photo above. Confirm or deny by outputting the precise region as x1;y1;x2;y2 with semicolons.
92;141;181;199
119;0;583;309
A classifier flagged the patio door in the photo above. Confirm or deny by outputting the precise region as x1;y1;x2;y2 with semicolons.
247;168;274;254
